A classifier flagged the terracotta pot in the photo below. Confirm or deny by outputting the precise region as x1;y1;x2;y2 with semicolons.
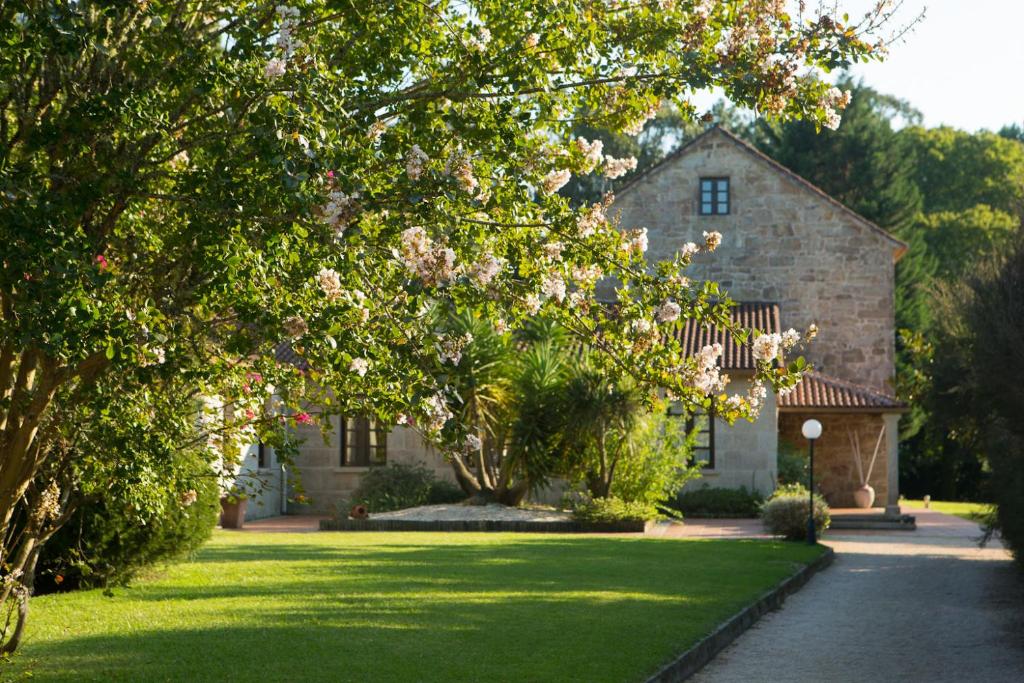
852;484;875;509
220;496;248;529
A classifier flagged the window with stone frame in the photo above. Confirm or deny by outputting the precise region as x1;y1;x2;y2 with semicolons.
699;177;730;215
667;403;716;469
339;416;387;466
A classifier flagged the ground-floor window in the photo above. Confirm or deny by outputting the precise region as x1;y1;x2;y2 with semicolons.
340;416;387;466
666;403;716;469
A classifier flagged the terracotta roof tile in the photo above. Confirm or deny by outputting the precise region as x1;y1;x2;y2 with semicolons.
779;371;907;412
667;302;780;370
274;341;310;371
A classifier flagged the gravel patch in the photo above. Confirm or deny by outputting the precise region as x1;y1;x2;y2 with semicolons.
371;503;572;523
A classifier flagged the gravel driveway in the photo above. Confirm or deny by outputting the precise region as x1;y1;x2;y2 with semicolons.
691;509;1024;683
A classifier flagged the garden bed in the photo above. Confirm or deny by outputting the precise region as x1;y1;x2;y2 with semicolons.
322;503;652;533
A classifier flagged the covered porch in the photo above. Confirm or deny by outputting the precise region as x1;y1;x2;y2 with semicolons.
778;371;909;514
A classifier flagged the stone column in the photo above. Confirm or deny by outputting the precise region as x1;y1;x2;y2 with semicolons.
882;412;901;516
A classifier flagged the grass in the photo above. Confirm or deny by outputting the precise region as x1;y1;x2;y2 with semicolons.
903;499;993;523
5;531;823;683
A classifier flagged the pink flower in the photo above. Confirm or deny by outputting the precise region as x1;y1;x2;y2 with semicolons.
95;254;109;270
326;170;335;178
245;409;256;421
294;412;312;425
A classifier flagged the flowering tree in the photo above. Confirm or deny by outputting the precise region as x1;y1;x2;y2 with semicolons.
0;0;894;651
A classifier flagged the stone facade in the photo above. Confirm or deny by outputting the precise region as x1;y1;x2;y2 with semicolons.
612;127;903;392
778;412;890;508
681;375;779;496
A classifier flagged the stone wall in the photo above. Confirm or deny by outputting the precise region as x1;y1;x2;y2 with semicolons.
778;412;889;507
288;419;453;515
613;129;899;392
680;375;779;496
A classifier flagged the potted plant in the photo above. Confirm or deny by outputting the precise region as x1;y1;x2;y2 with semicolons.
848;425;886;509
220;488;249;529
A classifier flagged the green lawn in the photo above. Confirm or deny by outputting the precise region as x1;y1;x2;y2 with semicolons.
6;531;823;683
903;499;993;522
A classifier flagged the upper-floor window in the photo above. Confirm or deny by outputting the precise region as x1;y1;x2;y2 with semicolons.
340;416;387;466
699;177;729;215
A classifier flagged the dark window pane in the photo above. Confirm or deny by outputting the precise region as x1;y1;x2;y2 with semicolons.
701;191;713;202
701;180;713;191
701;202;713;214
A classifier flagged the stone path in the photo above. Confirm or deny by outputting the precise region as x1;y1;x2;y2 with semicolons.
691;509;1024;683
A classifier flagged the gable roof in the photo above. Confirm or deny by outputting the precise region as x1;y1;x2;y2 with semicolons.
667;301;780;370
778;371;907;413
616;125;908;261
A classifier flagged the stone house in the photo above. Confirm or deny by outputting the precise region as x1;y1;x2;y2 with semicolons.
237;125;907;521
613;125;908;509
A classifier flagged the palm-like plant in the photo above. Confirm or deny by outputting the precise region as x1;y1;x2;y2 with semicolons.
561;355;644;499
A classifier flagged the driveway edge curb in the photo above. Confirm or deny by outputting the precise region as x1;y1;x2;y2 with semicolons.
645;546;836;682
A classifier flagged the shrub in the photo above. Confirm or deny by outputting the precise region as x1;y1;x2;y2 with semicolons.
761;492;830;541
610;408;700;507
572;497;658;523
347;462;464;513
671;485;764;518
426;479;467;505
777;441;809;486
36;473;219;593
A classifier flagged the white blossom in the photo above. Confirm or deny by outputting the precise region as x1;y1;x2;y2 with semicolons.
703;230;722;251
265;58;287;80
782;328;801;349
524;293;542;314
602;155;638;179
469;253;504;286
525;32;541;48
180;490;198;507
349;357;369;377
440;333;473;365
283;315;308;338
625;228;648;254
541;273;566;302
321;190;360;238
655;300;681;323
317;268;343;301
680;241;700;259
406;144;430;180
464;433;482;452
422;393;453;433
752;332;782;363
466;26;491;51
541;169;572;195
807;323;819;340
574;137;604;173
543;241;563;260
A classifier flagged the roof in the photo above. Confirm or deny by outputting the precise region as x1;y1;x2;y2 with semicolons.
616;125;908;261
274;341;310;371
668;302;780;370
779;371;908;413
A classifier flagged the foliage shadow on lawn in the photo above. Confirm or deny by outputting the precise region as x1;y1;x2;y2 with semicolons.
12;535;821;683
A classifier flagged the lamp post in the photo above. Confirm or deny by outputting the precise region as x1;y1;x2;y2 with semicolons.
801;419;823;545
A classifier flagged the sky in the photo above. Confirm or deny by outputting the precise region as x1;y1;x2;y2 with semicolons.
695;1;1024;132
844;0;1024;131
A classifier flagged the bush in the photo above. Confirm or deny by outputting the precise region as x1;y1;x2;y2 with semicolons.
761;492;830;541
426;479;467;505
572;497;658;523
36;473;219;593
347;462;465;513
671;485;764;518
777;441;809;486
610;408;700;506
